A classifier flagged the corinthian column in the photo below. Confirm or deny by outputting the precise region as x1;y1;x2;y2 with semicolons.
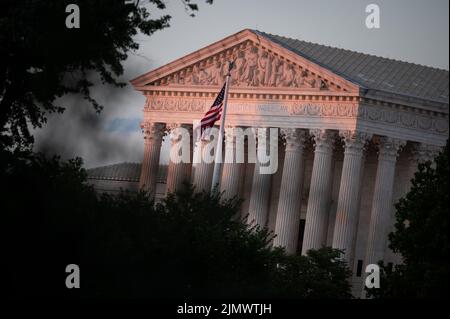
332;130;372;262
365;137;406;266
273;128;307;254
220;127;242;200
165;123;192;195
139;122;166;199
247;129;277;228
302;129;336;255
410;143;441;170
192;138;214;193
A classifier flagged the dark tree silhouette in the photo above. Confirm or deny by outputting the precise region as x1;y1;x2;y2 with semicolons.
0;0;212;148
367;141;449;298
0;150;352;298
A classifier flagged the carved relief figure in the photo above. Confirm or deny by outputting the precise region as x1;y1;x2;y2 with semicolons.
303;70;316;88
198;66;210;85
294;69;305;87
257;51;270;86
268;56;282;86
318;78;328;90
185;65;199;85
171;73;179;85
208;61;224;85
279;63;295;86
241;46;259;86
178;70;186;85
155;46;333;91
231;50;246;85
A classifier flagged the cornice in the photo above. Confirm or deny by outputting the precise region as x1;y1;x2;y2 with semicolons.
130;29;359;93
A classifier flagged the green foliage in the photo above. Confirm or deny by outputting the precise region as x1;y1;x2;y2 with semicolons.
367;141;449;298
0;0;211;147
1;150;352;298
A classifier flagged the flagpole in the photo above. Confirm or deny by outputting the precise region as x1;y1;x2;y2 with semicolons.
210;61;233;194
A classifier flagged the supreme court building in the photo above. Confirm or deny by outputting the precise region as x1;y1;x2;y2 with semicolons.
89;29;449;296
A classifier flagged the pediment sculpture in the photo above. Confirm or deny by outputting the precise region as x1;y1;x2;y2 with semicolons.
155;44;329;90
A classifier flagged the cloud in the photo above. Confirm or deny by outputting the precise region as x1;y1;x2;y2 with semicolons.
33;58;150;168
104;117;142;134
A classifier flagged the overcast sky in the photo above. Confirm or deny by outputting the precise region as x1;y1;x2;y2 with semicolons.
33;0;449;168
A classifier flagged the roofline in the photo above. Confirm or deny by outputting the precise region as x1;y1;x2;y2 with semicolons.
254;30;449;73
252;29;364;89
362;88;449;113
130;29;448;110
253;30;449;108
130;29;360;93
130;29;254;86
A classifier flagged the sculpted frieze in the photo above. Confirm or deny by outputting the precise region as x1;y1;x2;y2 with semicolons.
154;44;330;90
144;96;448;135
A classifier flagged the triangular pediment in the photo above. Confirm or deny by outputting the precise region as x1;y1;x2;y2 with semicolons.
131;29;359;93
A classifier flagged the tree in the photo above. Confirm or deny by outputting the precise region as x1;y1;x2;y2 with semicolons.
271;247;352;299
367;141;449;298
0;0;212;148
0;150;352;298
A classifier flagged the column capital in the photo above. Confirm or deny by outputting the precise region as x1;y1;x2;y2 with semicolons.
281;128;307;152
339;130;372;153
141;122;165;142
410;143;441;163
376;136;406;160
310;129;337;153
166;122;192;131
166;123;192;144
165;122;180;132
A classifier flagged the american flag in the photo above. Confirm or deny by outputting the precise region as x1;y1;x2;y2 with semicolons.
200;83;226;137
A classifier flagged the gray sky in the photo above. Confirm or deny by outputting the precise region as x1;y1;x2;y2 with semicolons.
34;0;449;168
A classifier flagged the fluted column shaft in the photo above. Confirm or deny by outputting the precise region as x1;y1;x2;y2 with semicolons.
166;124;192;195
247;129;276;228
139;122;165;199
220;127;242;200
365;137;405;266
193;139;214;193
332;130;372;262
302;129;335;255
247;162;272;227
273;129;307;254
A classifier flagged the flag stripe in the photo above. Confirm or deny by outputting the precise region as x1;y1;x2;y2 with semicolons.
202;113;221;126
204;103;223;116
202;108;222;122
200;83;226;137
